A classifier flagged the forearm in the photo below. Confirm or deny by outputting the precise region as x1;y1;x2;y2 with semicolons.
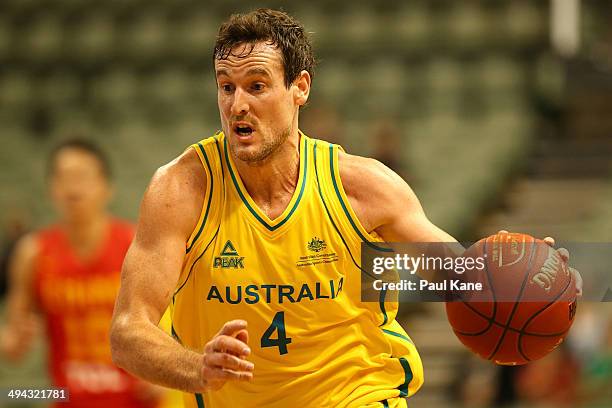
383;233;465;283
420;241;467;283
1;302;39;362
3;234;38;362
110;317;203;393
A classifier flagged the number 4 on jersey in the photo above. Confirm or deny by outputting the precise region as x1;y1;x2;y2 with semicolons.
261;311;292;355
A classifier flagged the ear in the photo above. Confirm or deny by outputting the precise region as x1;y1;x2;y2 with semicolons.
293;70;311;107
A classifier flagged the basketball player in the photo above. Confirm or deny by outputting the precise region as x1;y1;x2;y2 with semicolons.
0;140;162;408
110;9;582;407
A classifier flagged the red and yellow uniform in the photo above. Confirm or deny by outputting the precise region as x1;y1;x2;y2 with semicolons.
33;219;154;408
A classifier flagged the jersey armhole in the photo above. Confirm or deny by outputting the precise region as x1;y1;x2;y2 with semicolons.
185;142;214;254
329;144;391;251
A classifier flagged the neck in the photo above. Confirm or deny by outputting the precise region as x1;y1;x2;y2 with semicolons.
62;213;110;249
232;130;301;216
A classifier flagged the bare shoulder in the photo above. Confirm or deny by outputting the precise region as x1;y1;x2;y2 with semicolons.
11;233;39;270
337;150;422;233
138;147;206;241
337;151;404;196
148;147;205;200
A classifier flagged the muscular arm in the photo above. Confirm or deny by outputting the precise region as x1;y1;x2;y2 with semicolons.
339;152;583;293
339;152;464;282
0;234;40;362
110;150;204;391
339;152;457;244
110;149;253;392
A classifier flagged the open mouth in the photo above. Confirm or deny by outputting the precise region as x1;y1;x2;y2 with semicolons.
234;124;254;136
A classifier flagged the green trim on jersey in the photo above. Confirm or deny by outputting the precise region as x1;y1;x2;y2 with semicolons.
186;143;214;254
382;329;414;345
379;289;389;326
223;136;308;231
314;141;388;328
195;393;205;408
327;144;393;253
317;142;415;398
175;226;220;298
214;138;225;181
398;357;414;397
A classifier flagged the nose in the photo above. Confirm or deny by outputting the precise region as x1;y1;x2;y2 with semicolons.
230;87;249;116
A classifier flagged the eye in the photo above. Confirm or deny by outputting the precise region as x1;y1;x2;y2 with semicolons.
220;83;234;93
251;82;265;91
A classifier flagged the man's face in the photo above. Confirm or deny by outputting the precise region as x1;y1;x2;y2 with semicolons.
215;41;306;163
50;148;112;223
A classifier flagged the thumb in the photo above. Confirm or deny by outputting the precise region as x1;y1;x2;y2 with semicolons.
235;329;249;345
217;320;247;337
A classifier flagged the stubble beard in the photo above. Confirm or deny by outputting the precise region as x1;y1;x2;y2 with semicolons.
231;126;291;165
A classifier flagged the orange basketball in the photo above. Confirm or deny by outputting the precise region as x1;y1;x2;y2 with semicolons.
445;232;578;365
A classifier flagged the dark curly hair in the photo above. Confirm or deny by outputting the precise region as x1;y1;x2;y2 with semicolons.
214;8;316;88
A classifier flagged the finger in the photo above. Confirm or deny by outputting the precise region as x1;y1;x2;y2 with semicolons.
570;267;583;297
218;320;248;337
235;329;249;345
543;237;555;247
557;247;570;262
213;335;251;357
205;367;253;382
205;352;254;372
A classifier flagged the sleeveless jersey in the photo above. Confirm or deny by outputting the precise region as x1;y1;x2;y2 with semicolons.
33;219;155;408
172;132;424;408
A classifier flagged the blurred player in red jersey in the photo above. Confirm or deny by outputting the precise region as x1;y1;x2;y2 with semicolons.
0;139;162;408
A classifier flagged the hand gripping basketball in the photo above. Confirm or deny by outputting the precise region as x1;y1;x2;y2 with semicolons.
446;232;580;365
200;320;254;391
540;235;583;297
502;230;583;297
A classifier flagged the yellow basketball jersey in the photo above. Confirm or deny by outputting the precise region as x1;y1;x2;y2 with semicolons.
172;132;423;408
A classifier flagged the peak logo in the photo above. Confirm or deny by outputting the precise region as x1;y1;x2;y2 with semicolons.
214;240;245;269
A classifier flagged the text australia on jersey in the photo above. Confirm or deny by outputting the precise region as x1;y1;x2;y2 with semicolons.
207;238;343;304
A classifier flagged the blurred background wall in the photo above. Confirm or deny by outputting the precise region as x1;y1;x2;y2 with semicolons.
0;0;611;407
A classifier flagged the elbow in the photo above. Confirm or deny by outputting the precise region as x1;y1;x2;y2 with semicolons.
109;316;131;369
